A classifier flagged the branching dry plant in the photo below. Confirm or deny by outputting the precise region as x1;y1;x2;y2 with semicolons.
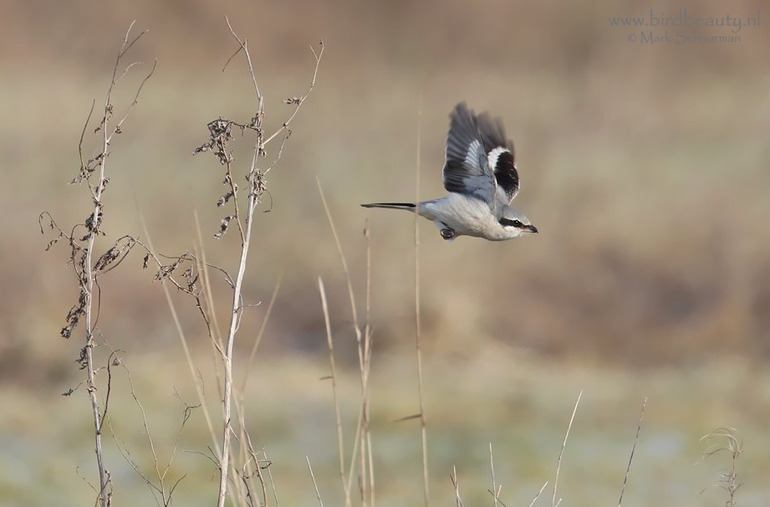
42;16;324;507
188;17;324;507
40;21;155;507
699;427;744;507
108;353;197;507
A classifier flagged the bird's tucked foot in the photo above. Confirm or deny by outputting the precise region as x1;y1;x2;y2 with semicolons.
440;227;456;240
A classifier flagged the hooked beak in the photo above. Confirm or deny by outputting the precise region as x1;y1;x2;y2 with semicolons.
526;224;539;234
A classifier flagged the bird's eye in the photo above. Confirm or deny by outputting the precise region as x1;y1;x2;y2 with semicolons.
499;217;524;228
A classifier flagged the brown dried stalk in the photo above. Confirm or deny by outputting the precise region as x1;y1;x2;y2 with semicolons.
209;18;323;507
41;21;155;507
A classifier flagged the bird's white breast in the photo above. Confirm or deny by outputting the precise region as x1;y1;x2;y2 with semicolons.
419;194;499;238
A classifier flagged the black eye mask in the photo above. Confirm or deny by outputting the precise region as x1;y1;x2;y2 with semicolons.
499;217;523;227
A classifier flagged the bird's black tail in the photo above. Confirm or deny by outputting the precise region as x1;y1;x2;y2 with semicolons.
360;202;416;211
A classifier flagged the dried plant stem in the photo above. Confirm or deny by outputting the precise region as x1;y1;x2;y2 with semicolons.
307;456;324;507
192;213;226;411
617;397;647;507
699;427;743;507
245;432;270;507
240;273;283;392
489;443;499;507
552;390;582;507
316;178;374;506
83;328;107;505
450;466;463;507
263;42;323;148
84;37;124;507
83;302;107;507
216;22;262;507
215;18;322;507
217;190;256;507
366;429;375;507
364;223;375;507
140;214;220;453
108;354;191;507
355;266;373;507
230;269;280;507
414;93;429;507
263;451;281;507
232;399;262;507
318;277;352;507
315;177;362;342
78;22;151;507
528;481;549;507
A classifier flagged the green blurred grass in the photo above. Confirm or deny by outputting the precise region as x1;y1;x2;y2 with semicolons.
1;347;767;507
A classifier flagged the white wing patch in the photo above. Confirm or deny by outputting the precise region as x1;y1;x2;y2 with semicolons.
464;139;485;173
486;146;519;204
487;147;508;171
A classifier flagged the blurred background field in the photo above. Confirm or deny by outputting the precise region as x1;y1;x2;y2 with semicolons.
1;1;768;506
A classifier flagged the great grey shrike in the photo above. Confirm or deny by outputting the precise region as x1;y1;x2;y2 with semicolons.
362;102;538;241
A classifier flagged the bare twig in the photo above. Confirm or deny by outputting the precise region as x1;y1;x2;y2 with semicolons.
192;211;227;394
240;272;283;392
138;214;220;456
264;451;281;507
528;481;549;507
318;277;352;507
315;177;362;340
263;41;324;149
107;59;157;144
307;457;325;507
617;397;647;507
414;92;429;507
364;222;375;507
225;17;262;114
242;430;270;507
344;409;365;500
450;466;463;507
76;101;96;180
489;443;499;507
109;355;194;507
552;390;582;507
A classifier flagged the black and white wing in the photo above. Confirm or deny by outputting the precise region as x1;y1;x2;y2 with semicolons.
442;103;497;204
442;103;520;206
476;110;519;204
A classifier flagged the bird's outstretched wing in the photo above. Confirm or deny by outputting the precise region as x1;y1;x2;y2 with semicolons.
442;102;519;206
443;103;497;203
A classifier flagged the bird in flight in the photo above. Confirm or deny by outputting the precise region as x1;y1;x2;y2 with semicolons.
361;102;538;241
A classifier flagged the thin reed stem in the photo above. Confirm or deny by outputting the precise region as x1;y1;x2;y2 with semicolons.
552;390;582;507
307;457;325;507
489;443;499;507
618;397;647;507
318;277;352;507
414;92;429;507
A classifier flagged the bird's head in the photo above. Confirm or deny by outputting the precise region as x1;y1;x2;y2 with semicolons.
498;207;538;238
